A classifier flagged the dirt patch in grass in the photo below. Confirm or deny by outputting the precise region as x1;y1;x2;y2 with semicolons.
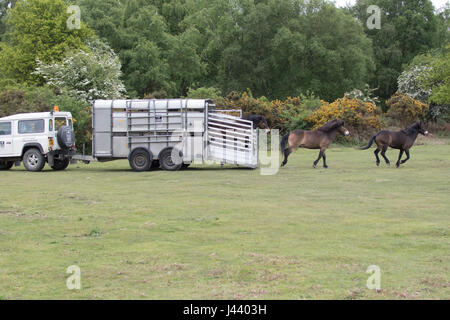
0;209;47;220
247;253;304;267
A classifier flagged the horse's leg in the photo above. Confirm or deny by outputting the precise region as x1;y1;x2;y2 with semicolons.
380;145;390;165
396;149;404;168
400;149;410;164
281;147;293;167
313;150;323;168
374;148;381;166
322;150;328;168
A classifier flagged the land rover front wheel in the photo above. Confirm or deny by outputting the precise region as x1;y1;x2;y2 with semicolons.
0;161;14;170
51;158;70;171
23;148;45;172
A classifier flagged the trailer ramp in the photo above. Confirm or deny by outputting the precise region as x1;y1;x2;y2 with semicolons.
206;113;258;168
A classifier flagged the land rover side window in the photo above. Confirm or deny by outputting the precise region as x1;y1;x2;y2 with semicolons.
18;119;45;134
0;122;11;135
49;119;53;131
68;119;73;128
55;117;67;131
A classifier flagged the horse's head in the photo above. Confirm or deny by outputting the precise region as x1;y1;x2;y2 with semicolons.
336;120;350;137
243;115;270;133
256;116;270;133
247;115;270;133
417;120;428;136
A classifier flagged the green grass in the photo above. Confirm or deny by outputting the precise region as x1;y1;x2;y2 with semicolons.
0;144;449;299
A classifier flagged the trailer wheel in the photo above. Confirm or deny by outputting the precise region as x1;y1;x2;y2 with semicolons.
159;147;182;171
0;161;14;170
129;148;152;172
51;158;70;171
23;148;45;172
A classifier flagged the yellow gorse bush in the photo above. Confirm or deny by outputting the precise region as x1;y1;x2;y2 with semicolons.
221;91;386;140
306;95;383;139
386;92;429;127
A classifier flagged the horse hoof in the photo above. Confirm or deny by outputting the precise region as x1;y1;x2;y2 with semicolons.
313;164;317;169
323;166;328;169
396;163;400;168
376;162;380;166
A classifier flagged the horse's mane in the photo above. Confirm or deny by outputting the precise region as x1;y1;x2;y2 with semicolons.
401;121;420;134
317;119;344;132
243;114;265;121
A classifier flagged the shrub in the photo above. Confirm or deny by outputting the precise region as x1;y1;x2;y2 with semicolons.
299;92;322;111
221;92;313;134
52;94;92;153
306;96;383;140
345;84;380;105
144;90;168;99
187;87;223;101
427;103;450;123
0;86;56;117
0;85;91;152
386;92;429;127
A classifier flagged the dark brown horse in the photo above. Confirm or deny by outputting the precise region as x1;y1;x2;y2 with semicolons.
280;119;350;168
242;115;270;132
360;121;428;167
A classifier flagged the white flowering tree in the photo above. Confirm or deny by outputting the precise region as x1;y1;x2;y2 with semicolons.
35;39;126;103
397;65;432;102
345;84;380;105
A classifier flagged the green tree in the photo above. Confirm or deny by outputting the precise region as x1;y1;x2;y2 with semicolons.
397;49;450;122
352;0;443;104
0;0;17;40
425;46;450;106
77;0;203;97
0;0;92;84
436;2;450;46
185;0;374;101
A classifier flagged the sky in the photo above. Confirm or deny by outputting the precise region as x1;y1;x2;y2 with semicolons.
333;0;449;10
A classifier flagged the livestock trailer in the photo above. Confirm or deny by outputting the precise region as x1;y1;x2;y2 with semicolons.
75;99;258;171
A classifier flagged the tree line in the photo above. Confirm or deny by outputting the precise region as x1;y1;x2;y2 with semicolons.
0;0;448;103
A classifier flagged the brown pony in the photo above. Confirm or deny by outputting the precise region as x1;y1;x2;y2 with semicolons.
360;121;428;167
280;119;350;168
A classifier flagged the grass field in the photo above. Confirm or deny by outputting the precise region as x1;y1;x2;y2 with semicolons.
0;142;449;299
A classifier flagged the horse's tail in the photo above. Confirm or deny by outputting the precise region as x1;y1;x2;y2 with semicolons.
280;133;289;152
359;134;378;150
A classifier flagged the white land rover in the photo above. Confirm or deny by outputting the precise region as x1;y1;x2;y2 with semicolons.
0;111;76;172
